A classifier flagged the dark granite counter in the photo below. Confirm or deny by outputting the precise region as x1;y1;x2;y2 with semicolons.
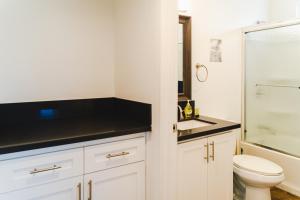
178;116;240;142
0;98;151;154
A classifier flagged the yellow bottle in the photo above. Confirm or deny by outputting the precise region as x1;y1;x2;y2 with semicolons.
184;100;193;119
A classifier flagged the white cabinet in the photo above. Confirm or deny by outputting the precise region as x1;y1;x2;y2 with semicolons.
177;137;208;200
0;135;146;200
0;176;83;200
84;162;145;200
177;131;236;200
207;133;236;200
83;137;145;200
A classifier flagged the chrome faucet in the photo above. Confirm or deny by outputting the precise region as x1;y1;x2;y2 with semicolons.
178;105;184;121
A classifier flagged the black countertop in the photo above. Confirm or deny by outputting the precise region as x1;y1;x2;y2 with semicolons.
0;98;151;154
0;118;151;154
178;116;240;142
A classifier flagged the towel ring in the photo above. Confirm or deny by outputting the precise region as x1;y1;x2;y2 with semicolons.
196;64;208;82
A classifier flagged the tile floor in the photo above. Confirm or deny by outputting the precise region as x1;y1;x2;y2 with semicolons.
271;188;300;200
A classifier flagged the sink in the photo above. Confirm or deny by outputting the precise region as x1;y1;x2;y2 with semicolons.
177;120;213;131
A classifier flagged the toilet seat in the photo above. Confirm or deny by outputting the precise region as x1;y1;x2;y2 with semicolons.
233;155;283;176
233;163;285;188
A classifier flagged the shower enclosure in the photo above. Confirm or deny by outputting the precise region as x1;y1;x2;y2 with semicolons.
242;20;300;196
244;22;300;157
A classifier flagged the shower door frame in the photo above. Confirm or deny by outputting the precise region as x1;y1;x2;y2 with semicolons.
241;19;300;157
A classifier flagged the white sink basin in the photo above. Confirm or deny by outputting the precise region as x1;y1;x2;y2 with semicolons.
177;120;213;131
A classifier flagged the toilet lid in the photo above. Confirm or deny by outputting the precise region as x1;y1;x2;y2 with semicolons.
233;155;283;176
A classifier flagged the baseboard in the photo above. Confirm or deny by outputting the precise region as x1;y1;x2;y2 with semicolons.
277;183;300;197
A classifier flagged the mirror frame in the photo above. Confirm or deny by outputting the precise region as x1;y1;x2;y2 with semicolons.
178;15;192;100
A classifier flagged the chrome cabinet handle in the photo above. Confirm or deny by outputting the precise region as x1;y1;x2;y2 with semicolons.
106;152;130;159
210;142;215;161
77;183;82;200
88;180;92;200
30;165;62;174
204;144;209;163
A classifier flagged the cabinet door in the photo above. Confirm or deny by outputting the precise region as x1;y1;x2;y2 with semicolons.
84;162;145;200
177;138;208;200
207;132;236;200
0;176;83;200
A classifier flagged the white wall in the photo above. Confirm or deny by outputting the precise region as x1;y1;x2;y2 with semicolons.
114;0;178;200
114;2;161;199
268;0;300;22
182;0;268;122
114;0;161;104
0;0;115;103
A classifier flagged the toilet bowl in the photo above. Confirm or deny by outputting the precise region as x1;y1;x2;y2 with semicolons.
233;155;285;200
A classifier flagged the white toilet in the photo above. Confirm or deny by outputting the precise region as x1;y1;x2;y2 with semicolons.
233;155;285;200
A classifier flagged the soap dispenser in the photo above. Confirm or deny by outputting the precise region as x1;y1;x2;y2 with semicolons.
184;100;193;120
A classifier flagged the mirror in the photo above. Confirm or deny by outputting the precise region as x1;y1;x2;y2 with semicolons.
178;15;191;100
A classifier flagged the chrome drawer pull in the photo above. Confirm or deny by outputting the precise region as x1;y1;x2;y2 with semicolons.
106;152;130;159
204;144;209;163
30;165;62;174
88;180;92;200
77;183;82;200
209;142;215;161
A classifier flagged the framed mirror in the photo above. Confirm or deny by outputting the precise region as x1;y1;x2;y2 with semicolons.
178;15;192;100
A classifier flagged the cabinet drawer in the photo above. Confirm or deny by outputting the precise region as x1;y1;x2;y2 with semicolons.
0;176;83;200
85;137;145;173
0;148;83;194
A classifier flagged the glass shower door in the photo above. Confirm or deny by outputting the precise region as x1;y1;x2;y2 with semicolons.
245;23;300;157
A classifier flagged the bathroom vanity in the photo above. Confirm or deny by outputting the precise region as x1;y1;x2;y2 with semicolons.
0;98;151;200
177;116;240;200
